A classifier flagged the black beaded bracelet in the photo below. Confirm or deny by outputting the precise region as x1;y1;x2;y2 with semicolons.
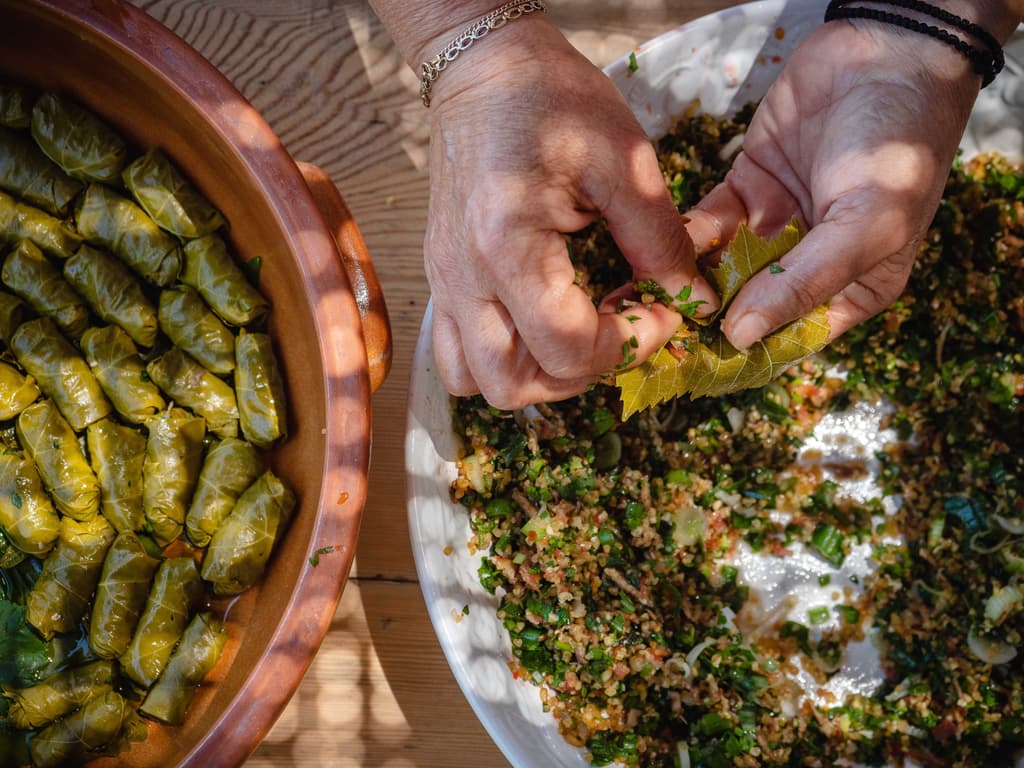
824;0;1005;87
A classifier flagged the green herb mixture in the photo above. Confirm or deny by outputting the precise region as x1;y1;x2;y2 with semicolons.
450;109;1024;768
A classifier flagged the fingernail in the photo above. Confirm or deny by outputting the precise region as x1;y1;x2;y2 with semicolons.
726;312;770;351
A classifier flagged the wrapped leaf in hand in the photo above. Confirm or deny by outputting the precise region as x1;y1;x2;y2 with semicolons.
81;325;165;424
87;419;146;534
0;189;81;259
75;183;181;286
235;330;288;448
158;285;235;374
0;452;59;558
139;612;227;725
0;126;83;215
64;244;158;347
146;348;238;440
26;515;115;639
10;316;113;431
89;532;160;660
201;470;296;596
30;93;128;184
2;239;89;338
186;437;262;548
29;691;144;768
121;556;203;688
0;83;35;129
143;406;206;546
3;659;114;729
0;359;39;420
617;222;830;418
123;150;224;238
0;289;27;344
182;234;268;326
17;399;100;520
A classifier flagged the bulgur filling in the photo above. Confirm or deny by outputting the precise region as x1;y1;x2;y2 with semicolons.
450;108;1024;768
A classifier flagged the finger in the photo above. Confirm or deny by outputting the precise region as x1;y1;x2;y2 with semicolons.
598;139;720;316
684;183;746;257
431;307;478;397
685;151;803;257
455;296;595;410
492;231;684;382
721;195;915;349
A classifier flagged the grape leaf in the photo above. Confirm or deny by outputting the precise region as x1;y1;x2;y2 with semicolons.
616;221;829;419
704;220;804;317
0;598;52;688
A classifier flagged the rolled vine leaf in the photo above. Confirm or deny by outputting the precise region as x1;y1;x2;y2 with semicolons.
617;221;829;418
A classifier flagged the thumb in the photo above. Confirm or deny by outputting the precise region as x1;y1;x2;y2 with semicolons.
600;145;720;317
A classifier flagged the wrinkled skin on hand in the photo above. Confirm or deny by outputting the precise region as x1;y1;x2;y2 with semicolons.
422;11;998;409
685;18;983;350
423;16;718;410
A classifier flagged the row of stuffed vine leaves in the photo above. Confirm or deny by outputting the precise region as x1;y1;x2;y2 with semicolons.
0;85;296;767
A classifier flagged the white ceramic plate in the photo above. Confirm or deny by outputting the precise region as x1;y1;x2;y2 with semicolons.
406;3;1024;766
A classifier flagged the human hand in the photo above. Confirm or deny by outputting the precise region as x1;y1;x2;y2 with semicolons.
683;14;998;350
420;15;718;410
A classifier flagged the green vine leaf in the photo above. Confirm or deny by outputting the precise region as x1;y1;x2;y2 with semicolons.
616;221;829;419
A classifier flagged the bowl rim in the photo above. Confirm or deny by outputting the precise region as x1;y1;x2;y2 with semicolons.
2;1;373;765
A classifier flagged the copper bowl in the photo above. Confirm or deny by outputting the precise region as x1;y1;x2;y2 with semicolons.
0;1;392;766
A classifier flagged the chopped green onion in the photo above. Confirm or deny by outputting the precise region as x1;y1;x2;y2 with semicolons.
811;523;846;567
834;604;861;624
808;606;831;625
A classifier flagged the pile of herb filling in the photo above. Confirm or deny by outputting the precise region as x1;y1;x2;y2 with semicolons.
450;110;1024;768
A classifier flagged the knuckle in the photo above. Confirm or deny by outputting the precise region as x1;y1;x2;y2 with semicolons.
780;271;823;318
478;381;527;412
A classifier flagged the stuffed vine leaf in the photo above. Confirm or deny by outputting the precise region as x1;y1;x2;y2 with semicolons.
3;659;115;729
0;289;27;345
186;437;262;548
201;470;296;596
0;189;82;260
0;126;83;216
17;399;100;521
64;244;159;348
0;527;27;568
181;234;269;326
120;557;203;688
0;84;35;129
75;183;181;286
0;359;40;421
10;316;113;431
235;330;288;448
617;222;831;416
158;285;235;374
86;418;147;535
2;238;90;339
89;532;160;660
142;406;206;546
123;150;224;238
81;325;165;424
139;611;227;725
146;348;238;440
28;690;144;768
0;452;59;558
26;515;115;639
30;93;128;184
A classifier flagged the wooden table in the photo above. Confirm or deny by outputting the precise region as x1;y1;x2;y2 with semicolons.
130;2;735;765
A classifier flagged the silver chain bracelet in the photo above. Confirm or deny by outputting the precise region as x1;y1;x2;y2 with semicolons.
419;0;547;107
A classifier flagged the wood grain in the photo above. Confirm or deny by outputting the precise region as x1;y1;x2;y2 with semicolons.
129;2;736;765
